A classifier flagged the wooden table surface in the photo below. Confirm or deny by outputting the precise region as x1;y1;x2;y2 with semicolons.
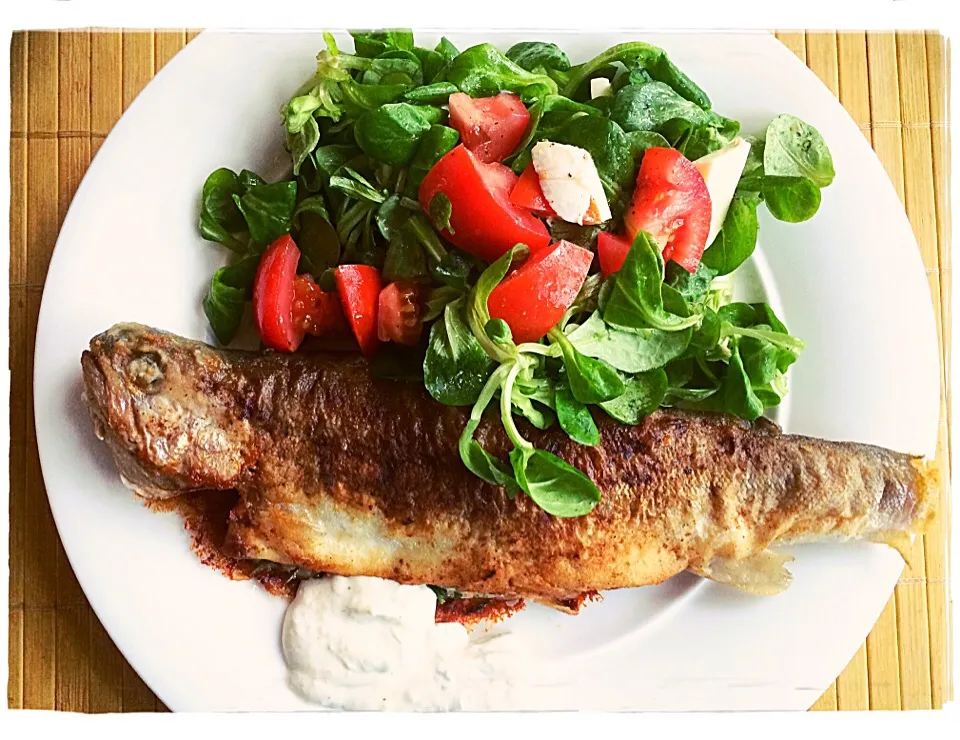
7;29;952;712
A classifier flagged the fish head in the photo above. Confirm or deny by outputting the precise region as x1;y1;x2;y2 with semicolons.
82;322;193;417
81;322;255;497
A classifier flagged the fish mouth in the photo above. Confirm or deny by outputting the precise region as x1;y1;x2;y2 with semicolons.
80;335;187;500
80;328;156;470
80;348;112;441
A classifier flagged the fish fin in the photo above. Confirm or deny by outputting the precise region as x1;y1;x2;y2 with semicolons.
912;458;940;531
534;599;581;615
867;531;915;567
533;592;602;615
691;550;795;596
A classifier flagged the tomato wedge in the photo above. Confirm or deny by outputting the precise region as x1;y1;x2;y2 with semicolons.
419;145;551;263
253;235;302;353
624;147;712;273
377;281;423;346
334;265;383;358
597;231;633;278
509;163;557;217
488;240;594;343
293;274;348;339
448;92;530;164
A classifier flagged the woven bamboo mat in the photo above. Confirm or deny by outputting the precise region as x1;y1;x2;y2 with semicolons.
6;29;952;713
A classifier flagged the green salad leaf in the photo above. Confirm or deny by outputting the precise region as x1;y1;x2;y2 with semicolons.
509;446;601;517
506;42;572;74
673;301;803;418
701;195;761;275
645;52;712;109
288;115;321;176
610;81;711;134
340;80;410;117
404;81;459;105
350;29;415;57
598;369;668;424
763;114;835;188
293;195;341;274
675;115;740;160
609;81;736;157
566;311;690;373
447;43;558;97
553;329;625;405
467;246;524;364
665;261;718;305
383;222;427;281
431;249;474;292
313;144;363;178
428;192;454;233
555;382;600;446
761;176;822;222
716;343;765;420
233;180;298;248
354;103;435;166
424;299;495;406
199;168;249;252
560;41;663;99
329;172;385;204
603;232;702;332
202;255;260;345
374;194;406;241
429;37;460;81
456;363;519;489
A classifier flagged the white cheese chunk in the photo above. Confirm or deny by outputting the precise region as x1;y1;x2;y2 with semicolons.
590;77;613;99
531;141;612;226
693;137;752;247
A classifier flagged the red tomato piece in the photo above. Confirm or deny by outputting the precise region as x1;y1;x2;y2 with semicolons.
334;265;383;358
448;92;531;164
377;281;424;346
419;145;551;263
624;147;712;273
253;235;302;353
509;163;557;217
597;231;633;278
487;240;594;343
292;274;348;339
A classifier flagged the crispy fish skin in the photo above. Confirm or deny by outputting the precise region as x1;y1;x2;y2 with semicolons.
81;323;937;603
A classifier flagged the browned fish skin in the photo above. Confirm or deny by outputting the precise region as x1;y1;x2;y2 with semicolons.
81;323;937;602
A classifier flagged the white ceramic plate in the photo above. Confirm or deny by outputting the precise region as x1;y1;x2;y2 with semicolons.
34;30;939;712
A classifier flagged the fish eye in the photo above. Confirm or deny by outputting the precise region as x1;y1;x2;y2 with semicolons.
126;351;165;392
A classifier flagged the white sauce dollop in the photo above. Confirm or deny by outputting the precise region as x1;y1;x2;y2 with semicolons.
281;576;530;711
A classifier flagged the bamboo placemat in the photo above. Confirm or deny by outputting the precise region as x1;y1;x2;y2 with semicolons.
6;29;952;713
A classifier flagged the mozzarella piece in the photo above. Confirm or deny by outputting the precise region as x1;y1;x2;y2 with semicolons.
590;77;613;99
531;141;612;226
693;137;752;247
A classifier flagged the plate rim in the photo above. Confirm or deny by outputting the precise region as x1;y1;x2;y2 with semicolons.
33;28;939;712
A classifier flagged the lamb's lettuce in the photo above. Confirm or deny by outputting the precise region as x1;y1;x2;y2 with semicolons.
194;31;831;519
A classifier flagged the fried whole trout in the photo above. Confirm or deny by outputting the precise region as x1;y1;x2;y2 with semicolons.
81;323;937;605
